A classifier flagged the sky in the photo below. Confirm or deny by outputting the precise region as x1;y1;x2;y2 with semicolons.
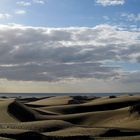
0;0;140;93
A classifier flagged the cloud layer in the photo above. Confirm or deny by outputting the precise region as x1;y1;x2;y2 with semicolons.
15;10;26;15
17;0;45;6
121;13;140;22
16;1;31;6
0;24;139;82
95;0;125;6
0;13;11;19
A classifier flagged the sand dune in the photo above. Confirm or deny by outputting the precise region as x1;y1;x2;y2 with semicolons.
0;137;14;140
39;95;140;114
0;99;19;123
26;96;73;106
0;95;139;139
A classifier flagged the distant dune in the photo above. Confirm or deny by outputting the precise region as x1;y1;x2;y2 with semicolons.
0;95;139;140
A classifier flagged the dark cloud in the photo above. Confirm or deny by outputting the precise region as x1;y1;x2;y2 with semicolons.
0;24;139;82
122;71;140;83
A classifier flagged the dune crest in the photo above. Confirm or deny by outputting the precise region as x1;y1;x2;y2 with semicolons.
0;95;139;140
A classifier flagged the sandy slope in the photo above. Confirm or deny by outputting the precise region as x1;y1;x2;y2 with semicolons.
0;95;139;140
0;99;19;123
26;96;73;106
0;137;14;140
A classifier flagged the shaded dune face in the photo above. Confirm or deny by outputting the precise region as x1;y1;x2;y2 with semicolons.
0;95;140;140
8;101;38;121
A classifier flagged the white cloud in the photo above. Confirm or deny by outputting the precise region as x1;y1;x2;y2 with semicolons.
15;10;27;15
121;13;140;22
16;1;31;6
0;24;139;82
95;0;125;6
16;0;45;7
0;13;12;19
33;0;45;4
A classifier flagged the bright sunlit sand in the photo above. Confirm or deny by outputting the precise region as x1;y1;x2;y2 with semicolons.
0;95;139;139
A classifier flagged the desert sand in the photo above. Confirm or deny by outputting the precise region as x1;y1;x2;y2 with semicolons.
0;94;139;140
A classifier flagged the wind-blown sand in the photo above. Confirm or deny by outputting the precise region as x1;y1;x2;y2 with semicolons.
0;95;139;140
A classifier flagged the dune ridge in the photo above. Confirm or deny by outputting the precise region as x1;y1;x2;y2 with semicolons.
0;95;139;140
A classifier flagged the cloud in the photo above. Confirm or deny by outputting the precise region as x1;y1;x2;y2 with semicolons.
121;71;140;83
33;0;45;4
0;24;139;82
16;0;45;7
15;1;45;17
16;1;31;6
121;13;140;22
0;13;12;19
95;0;125;6
15;10;27;15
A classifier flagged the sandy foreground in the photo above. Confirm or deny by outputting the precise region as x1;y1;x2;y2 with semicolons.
0;95;139;140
